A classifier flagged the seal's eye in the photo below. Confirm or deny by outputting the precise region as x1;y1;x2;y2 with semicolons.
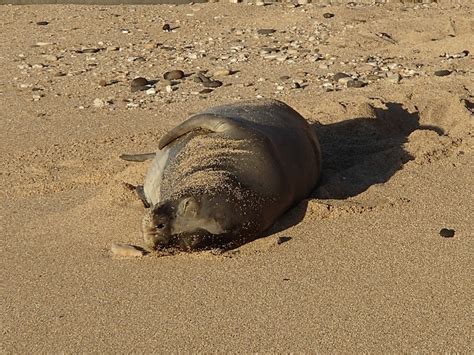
156;223;165;229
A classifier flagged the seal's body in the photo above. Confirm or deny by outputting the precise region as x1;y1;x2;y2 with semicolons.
123;99;321;250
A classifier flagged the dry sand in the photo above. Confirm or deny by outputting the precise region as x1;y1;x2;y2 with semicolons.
1;1;473;352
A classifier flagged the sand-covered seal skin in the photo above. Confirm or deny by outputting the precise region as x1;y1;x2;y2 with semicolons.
138;99;321;251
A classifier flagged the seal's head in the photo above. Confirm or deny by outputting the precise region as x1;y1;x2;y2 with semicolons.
142;195;227;251
141;202;173;250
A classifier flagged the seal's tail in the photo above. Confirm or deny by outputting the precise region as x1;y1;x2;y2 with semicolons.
119;153;156;162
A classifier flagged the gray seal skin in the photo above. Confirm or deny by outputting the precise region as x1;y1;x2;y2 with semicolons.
123;99;321;251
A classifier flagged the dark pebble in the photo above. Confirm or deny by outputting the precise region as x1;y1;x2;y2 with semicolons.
347;79;366;88
98;79;107;87
333;72;350;81
199;88;213;94
164;70;184;80
439;228;455;238
197;72;211;83
36;21;49;26
130;77;149;92
434;69;452;77
262;47;280;53
323;13;335;19
162;24;171;32
203;80;223;88
277;236;292;245
76;48;101;54
257;29;276;35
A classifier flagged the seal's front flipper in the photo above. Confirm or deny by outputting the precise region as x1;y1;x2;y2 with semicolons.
120;153;156;162
159;114;257;149
123;182;151;208
136;185;150;208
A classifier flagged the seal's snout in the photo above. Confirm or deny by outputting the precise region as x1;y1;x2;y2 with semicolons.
141;203;173;250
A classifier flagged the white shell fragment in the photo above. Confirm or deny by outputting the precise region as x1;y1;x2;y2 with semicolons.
111;243;146;258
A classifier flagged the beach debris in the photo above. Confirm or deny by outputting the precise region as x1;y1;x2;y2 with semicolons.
439;228;455;238
111;243;146;257
440;50;469;59
376;32;398;44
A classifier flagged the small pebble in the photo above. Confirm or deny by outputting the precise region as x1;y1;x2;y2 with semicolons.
111;243;145;257
203;80;223;88
337;76;352;85
146;87;156;95
347;79;366;88
144;42;158;50
257;29;276;35
366;74;381;81
79;48;101;54
42;54;59;62
439;228;455;238
130;77;149;92
212;68;232;77
164;70;185;80
197;72;211;83
93;98;105;108
323;13;335;19
199;88;213;94
333;72;351;81
162;24;171;32
434;69;452;77
387;72;401;83
98;79;107;87
36;21;49;26
277;236;291;245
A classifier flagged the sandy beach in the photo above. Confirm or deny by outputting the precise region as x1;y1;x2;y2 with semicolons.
1;1;473;352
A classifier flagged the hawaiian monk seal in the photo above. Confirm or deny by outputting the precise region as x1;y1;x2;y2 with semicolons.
121;99;321;251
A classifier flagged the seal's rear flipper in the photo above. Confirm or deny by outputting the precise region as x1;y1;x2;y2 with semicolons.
120;153;156;162
159;114;264;149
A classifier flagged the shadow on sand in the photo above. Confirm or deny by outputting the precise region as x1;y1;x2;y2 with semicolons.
265;102;443;239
